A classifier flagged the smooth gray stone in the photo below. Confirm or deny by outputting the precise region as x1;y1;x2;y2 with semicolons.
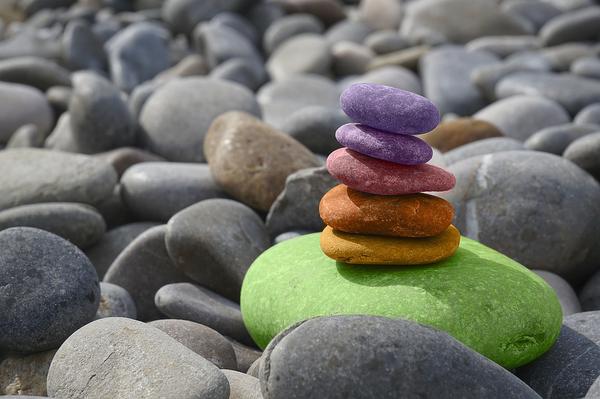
128;79;163;118
247;357;261;378
401;0;530;44
466;35;541;58
0;202;105;249
257;74;340;130
439;151;600;284
575;103;600;126
85;222;158;278
93;147;165;177
571;57;600;79
501;0;562;32
149;319;237;369
0;28;62;61
340;66;423;95
273;230;312;244
540;43;597;71
46;317;230;399
228;339;262;373
364;31;409;55
444;137;525;165
474;95;570;141
533;270;581;315
165;199;270;301
283;106;347;155
211;12;259;46
496;72;600;115
504;51;553;70
46;85;72;115
540;6;600;46
69;71;135;153
222;370;262;399
94;184;134;229
121;162;227;222
563;132;600;180
96;281;137;319
61;20;107;72
266;167;337;237
263;14;324;54
325;19;372;46
18;0;76;16
106;22;170;92
154;54;208;82
194;20;261;70
261;316;541;399
331;41;373;77
161;0;248;35
0;227;99;353
0;349;56;397
0;82;53;144
155;282;253;345
524;123;600;154
580;270;600;311
0;56;71;91
140;77;261;162
0;148;117;211
103;225;191;321
210;57;267;91
43;112;78;152
357;0;403;30
6;124;44;148
267;34;331;81
421;45;499;116
247;1;285;36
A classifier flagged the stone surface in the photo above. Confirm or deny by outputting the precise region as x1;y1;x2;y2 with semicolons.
6;124;44;149
0;227;99;353
420;46;499;116
0;56;71;91
96;282;137;319
0;202;105;249
165;199;270;301
93;147;165;177
541;43;597;71
336;123;432;164
571;57;600;79
358;0;403;30
61;20;107;72
368;45;431;71
365;31;408;54
282;106;348;155
0;82;53;144
340;83;440;134
242;233;561;369
275;0;346;26
502;0;561;32
327;148;456;195
161;0;247;35
581;271;600;311
341;65;423;95
46;317;230;399
261;316;542;399
320;185;454;237
148;319;237;369
121;162;228;222
103;225;191;321
444;137;525;165
466;35;541;58
266;166;337;237
266;33;331;80
321;224;461;265
524;123;600;154
0;148;117;211
210;57;267;91
331;41;373;77
228;340;262;373
540;6;600;46
0;349;55;396
533;270;581;316
140;77;261;162
204;112;319;212
325;19;372;46
420;118;503;152
440;151;600;284
563;132;600;180
155;283;252;345
474;95;570;141
222;370;262;399
575;103;600;125
262;13;324;54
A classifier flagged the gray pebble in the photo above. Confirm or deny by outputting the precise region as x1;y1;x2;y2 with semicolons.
575;103;600;126
262;14;324;55
470;60;550;101
92;147;165;177
96;282;137;319
340;65;423;95
6;124;44;149
540;6;600;46
161;0;247;35
524;123;600;154
211;12;259;46
0;56;71;91
364;31;409;55
533;270;581;315
332;41;374;77
0;82;53;144
0;349;56;397
247;357;261;378
444;137;525;165
571;56;600;79
61;20;107;72
563;132;600;180
466;35;541;58
210;57;267;91
283;106;347;155
541;43;597;71
580;270;600;311
501;0;561;32
46;85;71;115
223;369;262;399
273;230;312;244
228;339;262;373
267;33;331;81
325;19;372;46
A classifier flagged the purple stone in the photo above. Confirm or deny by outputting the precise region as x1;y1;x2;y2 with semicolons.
336;123;433;165
340;83;440;134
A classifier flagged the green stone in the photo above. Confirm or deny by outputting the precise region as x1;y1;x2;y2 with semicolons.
240;233;562;368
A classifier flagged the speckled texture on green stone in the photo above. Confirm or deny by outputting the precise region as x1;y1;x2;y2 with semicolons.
240;233;562;368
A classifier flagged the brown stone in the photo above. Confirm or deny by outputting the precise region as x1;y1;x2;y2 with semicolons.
320;185;454;237
0;349;55;396
420;118;503;152
204;111;320;212
320;225;461;265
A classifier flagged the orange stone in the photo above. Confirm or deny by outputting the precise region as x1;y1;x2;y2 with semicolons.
320;225;461;265
320;185;454;237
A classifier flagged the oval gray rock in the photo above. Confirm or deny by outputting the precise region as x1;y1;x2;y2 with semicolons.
0;82;53;144
524;123;600;154
266;33;331;81
263;13;324;54
96;282;137;320
563;132;600;180
581;270;600;311
444;137;525;165
540;6;600;46
0;56;71;91
223;369;262;399
282;106;348;155
575;103;600;126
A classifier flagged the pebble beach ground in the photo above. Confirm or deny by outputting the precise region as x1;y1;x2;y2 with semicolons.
0;0;600;398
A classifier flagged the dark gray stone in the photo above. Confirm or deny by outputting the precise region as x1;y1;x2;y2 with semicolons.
140;77;261;162
103;225;191;321
0;202;105;249
165;199;270;301
524;123;600;154
210;57;267;91
564;132;600;180
364;31;409;55
444;137;525;165
571;57;600;79
222;370;262;399
211;12;259;46
96;282;137;319
6;124;44;149
0;349;56;397
61;20;107;72
581;270;600;311
106;22;170;92
0;82;53;144
474;95;570;141
0;56;71;91
440;151;600;284
282;106;347;155
93;147;165;177
94;184;134;229
533;270;581;316
154;54;208;82
0;28;62;61
148;319;237;369
331;41;374;77
266;167;337;237
69;71;135;153
18;0;76;16
85;222;158;278
155;282;253;345
46;85;71;114
262;316;541;399
324;19;372;46
46;317;230;399
121;162;228;222
0;227;99;353
161;0;248;35
541;43;597;71
540;6;600;46
248;1;286;36
0;148;117;211
575;103;600;126
502;0;562;32
421;45;499;116
466;35;541;58
128;79;164;118
228;339;262;373
266;34;331;81
263;14;324;54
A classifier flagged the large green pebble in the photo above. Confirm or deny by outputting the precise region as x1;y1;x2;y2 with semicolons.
240;233;562;368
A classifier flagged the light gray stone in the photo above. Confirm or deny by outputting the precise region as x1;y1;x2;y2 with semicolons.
0;82;53;144
267;34;331;81
96;282;137;319
533;270;581;315
524;123;600;154
444;137;525;165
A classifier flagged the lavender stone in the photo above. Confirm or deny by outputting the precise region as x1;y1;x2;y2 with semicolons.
336;123;433;165
340;83;440;134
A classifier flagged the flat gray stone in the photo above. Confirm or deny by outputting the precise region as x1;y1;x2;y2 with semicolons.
0;56;71;91
222;370;262;399
571;57;600;79
0;82;53;143
161;0;248;35
96;282;137;319
502;0;561;32
93;147;165;177
6;124;44;149
466;35;541;58
563;132;600;180
444;137;525;165
540;6;600;46
61;20;107;72
266;33;331;81
263;14;324;54
228;339;262;373
524;123;600;154
575;103;600;126
282;106;347;155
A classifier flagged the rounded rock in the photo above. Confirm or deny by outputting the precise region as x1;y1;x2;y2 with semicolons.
420;118;503;153
266;33;331;81
96;282;137;319
563;132;600;180
0;82;53;144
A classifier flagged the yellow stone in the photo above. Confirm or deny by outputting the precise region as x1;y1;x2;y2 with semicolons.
320;225;461;265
